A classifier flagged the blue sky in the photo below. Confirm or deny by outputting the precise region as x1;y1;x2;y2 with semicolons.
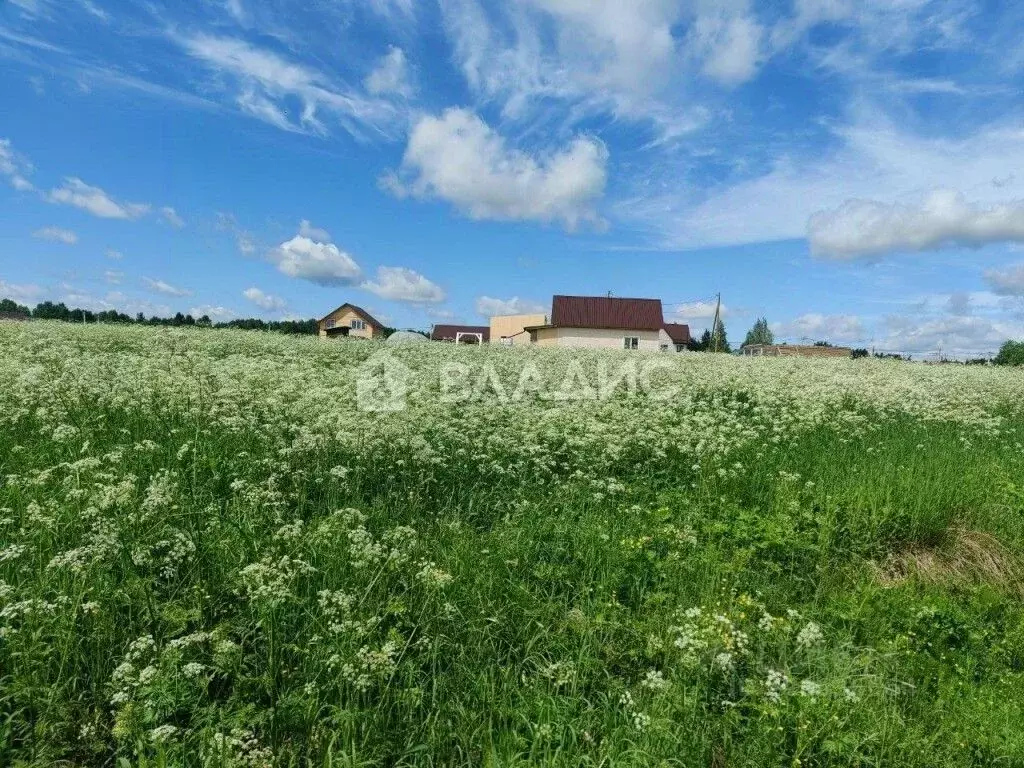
3;0;1024;356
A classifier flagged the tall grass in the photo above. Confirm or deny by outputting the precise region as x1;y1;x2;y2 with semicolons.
1;322;1023;766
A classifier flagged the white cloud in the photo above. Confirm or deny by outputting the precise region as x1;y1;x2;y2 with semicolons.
475;296;546;317
191;304;236;321
225;0;246;23
623;117;1024;250
773;313;867;345
691;11;763;86
243;286;288;311
365;46;414;97
440;0;698;132
0;138;34;191
78;0;108;21
0;280;42;305
365;0;415;21
160;206;185;228
670;299;728;329
142;277;192;297
106;248;124;260
272;234;362;286
985;263;1024;296
809;189;1024;259
387;108;607;229
32;226;78;244
426;306;458;321
177;34;402;138
216;212;258;254
104;269;123;285
49;178;150;220
237;234;257;255
878;314;1024;358
298;219;330;241
237;88;302;133
361;266;446;303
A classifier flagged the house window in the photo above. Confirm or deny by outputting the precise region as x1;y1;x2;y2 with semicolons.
624;336;639;350
351;319;366;330
325;319;336;329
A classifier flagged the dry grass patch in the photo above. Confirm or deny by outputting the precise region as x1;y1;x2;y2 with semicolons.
873;527;1022;593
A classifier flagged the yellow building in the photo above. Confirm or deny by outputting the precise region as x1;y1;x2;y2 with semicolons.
489;313;547;345
318;303;385;339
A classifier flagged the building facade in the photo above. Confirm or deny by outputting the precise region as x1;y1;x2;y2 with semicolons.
490;313;547;345
525;295;685;352
318;303;384;339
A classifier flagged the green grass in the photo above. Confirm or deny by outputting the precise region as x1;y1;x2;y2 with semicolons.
1;322;1024;766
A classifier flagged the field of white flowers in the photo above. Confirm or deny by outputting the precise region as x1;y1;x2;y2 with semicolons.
2;321;1024;767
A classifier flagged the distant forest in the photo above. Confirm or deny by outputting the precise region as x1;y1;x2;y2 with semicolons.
0;298;320;335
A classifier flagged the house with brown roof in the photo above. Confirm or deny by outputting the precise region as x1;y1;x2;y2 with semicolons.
662;323;692;352
318;303;385;339
525;295;682;351
430;324;490;343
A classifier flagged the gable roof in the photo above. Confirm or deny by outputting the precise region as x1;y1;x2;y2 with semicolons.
319;303;385;329
662;323;691;345
430;324;491;342
550;295;664;331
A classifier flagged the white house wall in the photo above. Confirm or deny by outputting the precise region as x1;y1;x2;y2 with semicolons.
550;327;664;351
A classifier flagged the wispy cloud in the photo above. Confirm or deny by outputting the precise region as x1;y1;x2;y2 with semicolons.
365;46;414;98
242;286;287;311
32;226;78;244
0;279;42;305
0;138;34;191
809;189;1024;259
475;296;545;317
361;266;446;303
160;206;185;228
176;33;403;138
142;277;192;297
49;178;150;220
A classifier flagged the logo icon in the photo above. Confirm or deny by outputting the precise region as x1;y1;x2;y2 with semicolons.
356;351;411;412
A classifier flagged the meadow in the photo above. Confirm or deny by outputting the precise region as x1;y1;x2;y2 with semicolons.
2;321;1024;767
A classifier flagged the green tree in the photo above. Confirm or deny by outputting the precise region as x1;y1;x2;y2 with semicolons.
994;340;1024;366
711;317;731;353
688;329;712;352
0;298;31;316
742;317;774;347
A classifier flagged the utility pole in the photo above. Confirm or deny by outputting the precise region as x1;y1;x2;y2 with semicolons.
710;293;721;353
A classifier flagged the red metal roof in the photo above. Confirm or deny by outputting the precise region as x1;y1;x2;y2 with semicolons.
550;295;664;331
662;323;692;344
430;324;491;342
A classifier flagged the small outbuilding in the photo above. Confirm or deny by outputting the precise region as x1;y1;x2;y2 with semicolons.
431;324;491;344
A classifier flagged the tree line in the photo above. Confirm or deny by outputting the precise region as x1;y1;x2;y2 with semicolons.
0;298;320;335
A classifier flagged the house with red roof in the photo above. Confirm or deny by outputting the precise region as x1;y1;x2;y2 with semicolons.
524;295;688;352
